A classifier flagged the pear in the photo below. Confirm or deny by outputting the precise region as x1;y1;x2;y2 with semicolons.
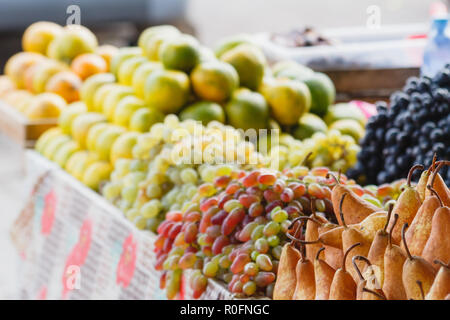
273;222;302;300
404;193;440;256
425;161;450;207
352;255;386;300
426;260;450;300
421;186;450;269
292;246;316;300
366;203;394;287
314;247;335;300
304;204;325;262
402;223;437;300
324;245;344;271
387;164;424;245
339;193;372;283
416;154;435;202
382;213;407;300
329;242;359;300
328;173;380;225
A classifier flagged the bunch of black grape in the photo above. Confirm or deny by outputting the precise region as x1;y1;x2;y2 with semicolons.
348;64;450;186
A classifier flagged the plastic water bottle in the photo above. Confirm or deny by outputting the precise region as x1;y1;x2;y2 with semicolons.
421;17;450;77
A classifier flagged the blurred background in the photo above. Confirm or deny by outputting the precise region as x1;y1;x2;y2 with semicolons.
0;0;447;69
0;0;448;299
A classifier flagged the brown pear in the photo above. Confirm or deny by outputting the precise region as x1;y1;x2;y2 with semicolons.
304;202;324;262
339;193;372;283
387;165;424;244
324;245;344;271
416;154;436;202
382;213;407;300
421;186;450;269
366;203;394;287
314;247;336;300
328;173;380;225
292;246;316;300
273;222;302;300
329;242;360;300
404;192;441;256
425;161;450;207
402;223;437;300
426;260;450;300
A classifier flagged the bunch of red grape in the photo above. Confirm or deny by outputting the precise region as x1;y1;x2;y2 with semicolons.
154;166;376;299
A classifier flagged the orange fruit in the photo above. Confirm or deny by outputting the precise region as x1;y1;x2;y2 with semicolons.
4;52;45;88
71;53;108;80
45;71;82;103
95;45;118;71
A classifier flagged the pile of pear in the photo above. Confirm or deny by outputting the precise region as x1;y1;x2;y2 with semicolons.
273;158;450;300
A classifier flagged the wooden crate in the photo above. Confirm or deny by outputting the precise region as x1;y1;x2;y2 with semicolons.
0;100;57;148
325;67;420;103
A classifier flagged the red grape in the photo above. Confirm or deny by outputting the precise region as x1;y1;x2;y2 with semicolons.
230;253;251;274
212;235;230;255
248;202;264;217
221;207;245;236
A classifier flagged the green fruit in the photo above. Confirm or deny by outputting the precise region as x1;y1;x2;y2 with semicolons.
260;77;311;126
272;61;314;81
220;44;266;91
58;101;87;135
144;69;190;114
129;107;164;132
159;35;200;72
109;47;142;76
138;25;180;50
214;34;253;58
225;88;269;130
324;103;367;127
179;101;225;125
303;72;335;116
329;119;365;143
293;113;327;140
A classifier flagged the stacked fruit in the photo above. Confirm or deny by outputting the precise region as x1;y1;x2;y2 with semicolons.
0;22;116;120
348;64;450;185
272;161;450;300
153;166;391;299
101;115;266;231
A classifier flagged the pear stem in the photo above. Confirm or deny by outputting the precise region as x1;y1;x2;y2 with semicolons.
427;153;437;172
401;223;412;260
433;259;450;269
301;152;313;166
388;213;399;248
342;242;360;273
407;164;424;187
326;172;340;185
416;280;425;300
427;185;443;207
383;202;394;233
315;247;325;261
362;288;386;300
288;216;322;230
352;256;365;281
430;161;450;189
339;193;348;228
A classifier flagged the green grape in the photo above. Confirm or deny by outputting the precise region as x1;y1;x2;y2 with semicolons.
251;225;265;241
129;159;147;172
121;185;138;203
272;245;283;260
103;181;121;201
215;164;233;177
255;238;269;254
250;250;260;261
267;235;280;247
123;172;146;188
180;167;198;184
125;208;140;221
219;255;232;269
145;183;162;198
263;221;280;237
243;281;256;296
203;261;219;278
146;217;161;232
134;216;148;230
223;199;242;213
200;166;216;183
114;158;131;175
271;209;288;223
140;199;161;218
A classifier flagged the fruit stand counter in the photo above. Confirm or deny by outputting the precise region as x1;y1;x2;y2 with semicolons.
10;151;233;300
0;101;57;148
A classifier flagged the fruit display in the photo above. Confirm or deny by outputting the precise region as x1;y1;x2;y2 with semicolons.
0;22;113;120
348;64;450;186
153;166;392;299
269;161;450;300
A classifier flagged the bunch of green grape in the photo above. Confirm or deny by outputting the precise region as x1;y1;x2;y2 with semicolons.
101;114;266;231
269;130;361;173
